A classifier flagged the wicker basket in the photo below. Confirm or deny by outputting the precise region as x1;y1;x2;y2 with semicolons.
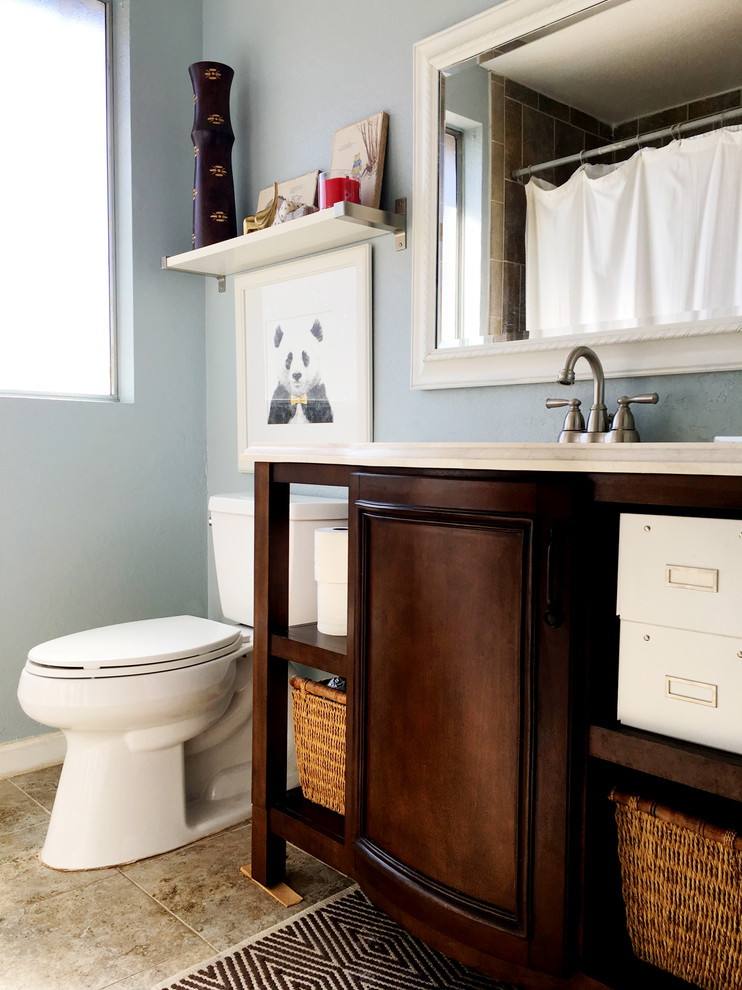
610;788;742;990
290;675;346;815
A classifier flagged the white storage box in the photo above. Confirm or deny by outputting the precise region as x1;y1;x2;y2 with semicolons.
617;513;742;638
616;513;742;752
617;620;742;754
209;493;347;626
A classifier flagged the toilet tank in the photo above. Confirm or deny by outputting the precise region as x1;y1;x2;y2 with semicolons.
208;493;348;626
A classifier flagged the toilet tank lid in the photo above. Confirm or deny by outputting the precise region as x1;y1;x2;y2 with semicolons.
208;493;347;520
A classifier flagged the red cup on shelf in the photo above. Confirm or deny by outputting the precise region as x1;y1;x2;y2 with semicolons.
319;170;361;209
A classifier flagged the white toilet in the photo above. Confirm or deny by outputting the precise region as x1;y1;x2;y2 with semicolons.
17;493;347;870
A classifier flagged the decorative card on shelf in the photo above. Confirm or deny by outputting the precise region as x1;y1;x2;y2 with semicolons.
330;112;388;209
256;171;319;224
234;244;372;466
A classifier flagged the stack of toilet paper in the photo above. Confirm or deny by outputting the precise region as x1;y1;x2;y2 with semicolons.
314;527;348;636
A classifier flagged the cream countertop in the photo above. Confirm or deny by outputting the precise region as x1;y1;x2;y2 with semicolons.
241;441;742;477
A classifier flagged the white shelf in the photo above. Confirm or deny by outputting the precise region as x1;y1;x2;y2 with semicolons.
162;200;406;289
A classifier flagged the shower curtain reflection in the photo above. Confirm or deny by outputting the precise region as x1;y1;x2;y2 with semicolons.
525;127;742;337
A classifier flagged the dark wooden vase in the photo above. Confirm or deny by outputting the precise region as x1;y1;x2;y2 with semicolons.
189;61;237;249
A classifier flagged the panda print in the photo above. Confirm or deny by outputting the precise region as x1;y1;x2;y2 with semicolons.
267;318;334;424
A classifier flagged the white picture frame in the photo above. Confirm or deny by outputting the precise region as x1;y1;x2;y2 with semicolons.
235;244;372;469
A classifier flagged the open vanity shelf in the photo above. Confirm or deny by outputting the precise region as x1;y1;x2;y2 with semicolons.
249;461;353;877
162;199;406;290
270;624;347;678
589;723;742;803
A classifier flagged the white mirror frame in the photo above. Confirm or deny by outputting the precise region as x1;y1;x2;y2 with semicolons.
411;0;742;389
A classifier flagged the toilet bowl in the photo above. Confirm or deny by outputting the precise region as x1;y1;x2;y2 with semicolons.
16;493;348;871
17;615;254;870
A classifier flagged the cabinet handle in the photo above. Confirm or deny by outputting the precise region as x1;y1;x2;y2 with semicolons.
544;523;564;629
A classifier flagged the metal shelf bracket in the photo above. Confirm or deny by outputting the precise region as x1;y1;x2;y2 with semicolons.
160;257;228;293
394;198;407;251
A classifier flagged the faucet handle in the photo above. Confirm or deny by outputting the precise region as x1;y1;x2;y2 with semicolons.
546;397;585;441
624;393;659;404
606;393;659;442
613;393;659;428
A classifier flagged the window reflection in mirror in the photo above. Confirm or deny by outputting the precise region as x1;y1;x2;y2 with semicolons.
437;58;490;349
439;129;461;340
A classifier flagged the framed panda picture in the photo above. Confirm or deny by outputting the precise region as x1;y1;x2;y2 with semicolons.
235;243;372;468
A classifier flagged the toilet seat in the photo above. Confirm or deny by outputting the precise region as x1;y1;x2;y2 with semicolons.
25;615;251;679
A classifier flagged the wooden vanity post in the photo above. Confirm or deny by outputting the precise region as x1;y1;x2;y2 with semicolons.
250;461;290;887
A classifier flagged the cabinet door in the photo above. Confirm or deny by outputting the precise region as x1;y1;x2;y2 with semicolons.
349;473;581;978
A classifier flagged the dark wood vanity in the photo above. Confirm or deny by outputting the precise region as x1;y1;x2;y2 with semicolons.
249;453;742;990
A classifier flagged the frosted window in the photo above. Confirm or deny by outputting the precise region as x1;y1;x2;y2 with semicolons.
0;0;114;398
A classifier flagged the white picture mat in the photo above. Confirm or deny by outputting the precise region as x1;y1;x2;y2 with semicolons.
235;244;372;464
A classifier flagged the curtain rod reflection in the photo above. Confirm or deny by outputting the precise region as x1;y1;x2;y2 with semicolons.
512;106;742;181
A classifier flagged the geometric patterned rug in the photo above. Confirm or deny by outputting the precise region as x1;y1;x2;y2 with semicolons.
153;885;514;990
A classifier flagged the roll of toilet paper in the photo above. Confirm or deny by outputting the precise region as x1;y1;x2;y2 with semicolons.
314;527;348;636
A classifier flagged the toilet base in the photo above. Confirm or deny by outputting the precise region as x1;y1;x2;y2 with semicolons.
42;733;251;871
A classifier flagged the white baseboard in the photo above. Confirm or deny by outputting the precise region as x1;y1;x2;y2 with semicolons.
0;732;66;779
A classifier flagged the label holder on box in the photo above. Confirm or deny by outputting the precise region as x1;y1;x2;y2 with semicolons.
665;674;718;708
665;564;719;593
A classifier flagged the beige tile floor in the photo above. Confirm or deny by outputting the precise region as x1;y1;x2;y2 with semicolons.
0;765;353;990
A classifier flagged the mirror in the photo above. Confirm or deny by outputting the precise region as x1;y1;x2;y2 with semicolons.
411;0;742;388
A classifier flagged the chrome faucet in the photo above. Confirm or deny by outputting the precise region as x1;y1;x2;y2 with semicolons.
558;345;609;436
546;345;608;442
546;345;658;442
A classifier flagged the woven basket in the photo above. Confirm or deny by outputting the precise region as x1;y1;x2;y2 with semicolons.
290;675;346;815
610;788;742;990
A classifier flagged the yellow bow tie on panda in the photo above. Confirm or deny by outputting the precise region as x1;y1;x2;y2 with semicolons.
290;394;308;405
